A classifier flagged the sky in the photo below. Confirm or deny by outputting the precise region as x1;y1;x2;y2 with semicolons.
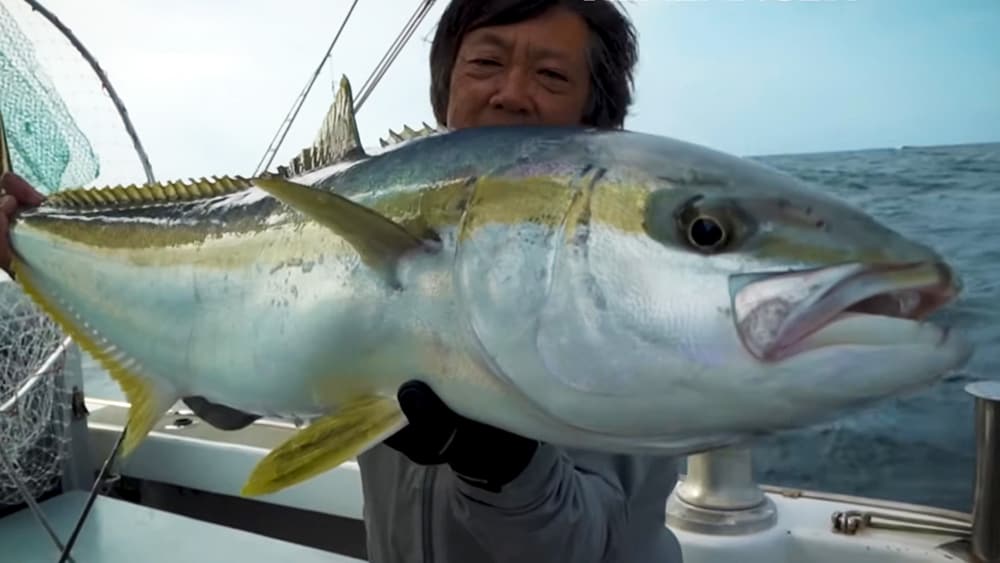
3;0;999;185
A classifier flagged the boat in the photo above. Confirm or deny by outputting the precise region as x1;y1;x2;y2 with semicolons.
0;1;996;561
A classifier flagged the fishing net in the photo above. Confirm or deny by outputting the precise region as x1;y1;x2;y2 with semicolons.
0;1;98;194
0;0;89;513
0;280;69;508
0;0;151;516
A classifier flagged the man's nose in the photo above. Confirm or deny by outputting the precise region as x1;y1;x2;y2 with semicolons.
488;69;533;115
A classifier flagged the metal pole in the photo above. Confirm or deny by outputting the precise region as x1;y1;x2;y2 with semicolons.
967;381;1000;563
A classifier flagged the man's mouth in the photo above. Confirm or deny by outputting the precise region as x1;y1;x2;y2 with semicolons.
729;261;959;362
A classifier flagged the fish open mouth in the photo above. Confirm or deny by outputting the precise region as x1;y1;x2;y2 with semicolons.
729;261;959;362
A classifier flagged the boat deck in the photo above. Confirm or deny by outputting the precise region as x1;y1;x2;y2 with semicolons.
0;491;365;563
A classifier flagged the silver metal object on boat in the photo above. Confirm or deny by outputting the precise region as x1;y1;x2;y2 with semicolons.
967;380;1000;563
665;446;777;535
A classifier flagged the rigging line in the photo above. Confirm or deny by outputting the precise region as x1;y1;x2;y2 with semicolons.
353;0;425;100
252;0;361;176
354;0;437;113
20;0;156;184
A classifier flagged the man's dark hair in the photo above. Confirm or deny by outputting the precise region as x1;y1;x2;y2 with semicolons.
429;0;638;129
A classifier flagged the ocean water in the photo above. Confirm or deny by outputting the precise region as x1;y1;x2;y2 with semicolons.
80;141;999;513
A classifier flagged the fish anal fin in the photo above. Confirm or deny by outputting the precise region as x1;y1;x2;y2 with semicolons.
240;394;405;496
254;176;433;285
10;258;178;456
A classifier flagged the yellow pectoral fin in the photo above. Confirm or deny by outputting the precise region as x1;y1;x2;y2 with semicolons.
240;394;405;497
252;176;431;287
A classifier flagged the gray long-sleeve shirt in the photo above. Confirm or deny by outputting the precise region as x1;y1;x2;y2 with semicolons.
358;442;683;562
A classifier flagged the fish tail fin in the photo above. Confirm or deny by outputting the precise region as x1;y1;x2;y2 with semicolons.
240;393;405;496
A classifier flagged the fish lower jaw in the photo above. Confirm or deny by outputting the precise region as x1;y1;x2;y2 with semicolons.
733;260;961;364
765;313;964;363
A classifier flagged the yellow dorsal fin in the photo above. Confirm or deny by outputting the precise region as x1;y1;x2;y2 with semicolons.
288;75;366;176
41;175;254;210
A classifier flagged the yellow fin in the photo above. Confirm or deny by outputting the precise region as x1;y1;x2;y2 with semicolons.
254;176;433;285
240;394;405;496
43;175;254;210
10;257;178;456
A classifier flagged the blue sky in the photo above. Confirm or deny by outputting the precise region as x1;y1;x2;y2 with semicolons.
4;0;998;185
632;0;1000;156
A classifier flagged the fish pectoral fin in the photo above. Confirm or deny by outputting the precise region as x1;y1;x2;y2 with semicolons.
183;396;261;430
254;176;434;285
240;394;405;497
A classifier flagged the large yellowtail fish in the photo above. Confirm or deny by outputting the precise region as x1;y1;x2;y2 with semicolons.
0;77;973;496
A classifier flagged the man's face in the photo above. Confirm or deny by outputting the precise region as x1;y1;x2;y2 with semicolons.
445;6;592;129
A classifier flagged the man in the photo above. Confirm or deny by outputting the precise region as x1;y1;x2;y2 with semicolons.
356;1;682;562
0;1;684;561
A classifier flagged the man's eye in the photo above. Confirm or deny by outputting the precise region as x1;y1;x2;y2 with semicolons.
539;69;568;81
471;58;500;66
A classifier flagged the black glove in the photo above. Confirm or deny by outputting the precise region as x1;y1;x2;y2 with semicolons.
383;380;539;492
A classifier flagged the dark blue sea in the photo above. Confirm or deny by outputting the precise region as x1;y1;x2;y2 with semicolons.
81;141;999;513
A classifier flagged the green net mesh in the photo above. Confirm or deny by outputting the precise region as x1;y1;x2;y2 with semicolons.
0;1;99;194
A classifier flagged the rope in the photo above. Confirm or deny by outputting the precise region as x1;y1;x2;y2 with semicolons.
252;0;361;176
254;0;438;175
354;0;437;112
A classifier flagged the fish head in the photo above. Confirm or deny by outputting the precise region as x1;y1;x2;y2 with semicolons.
483;132;974;444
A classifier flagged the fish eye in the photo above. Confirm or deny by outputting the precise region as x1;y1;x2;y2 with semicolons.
644;190;742;253
686;215;727;251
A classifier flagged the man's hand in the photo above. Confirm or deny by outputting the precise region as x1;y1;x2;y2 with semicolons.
0;173;45;274
383;380;539;492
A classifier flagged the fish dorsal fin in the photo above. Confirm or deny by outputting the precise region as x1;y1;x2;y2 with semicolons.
288;75;366;176
41;175;254;210
378;121;443;148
